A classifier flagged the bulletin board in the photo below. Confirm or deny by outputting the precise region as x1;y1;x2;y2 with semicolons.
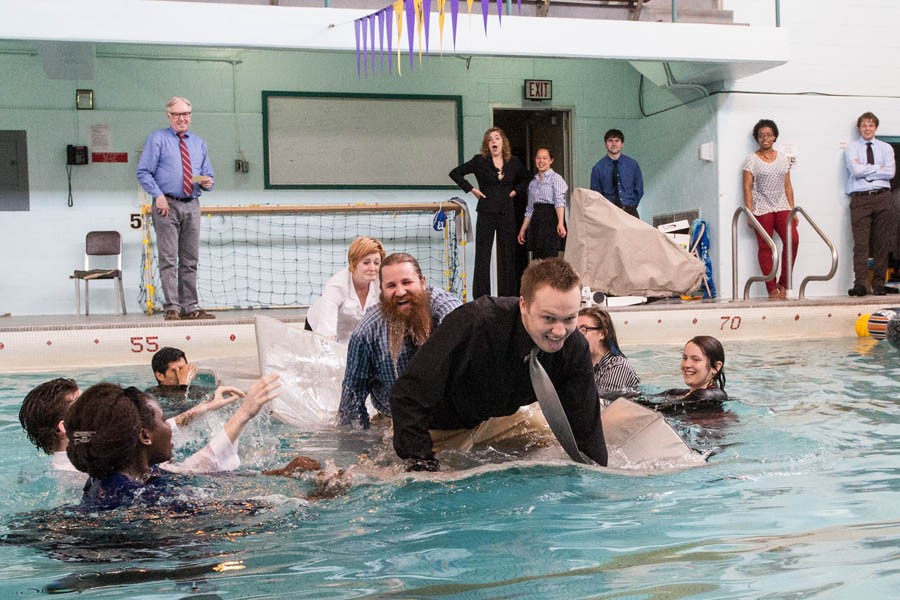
262;91;463;189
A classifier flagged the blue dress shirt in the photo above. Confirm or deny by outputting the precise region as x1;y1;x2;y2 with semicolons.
338;287;462;428
589;154;643;207
137;127;214;199
844;136;895;195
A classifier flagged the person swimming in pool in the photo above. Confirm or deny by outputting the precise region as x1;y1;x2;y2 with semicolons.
19;377;247;475
636;335;728;415
65;374;280;509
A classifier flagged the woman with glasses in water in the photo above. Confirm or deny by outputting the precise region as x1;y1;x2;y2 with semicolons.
576;307;640;405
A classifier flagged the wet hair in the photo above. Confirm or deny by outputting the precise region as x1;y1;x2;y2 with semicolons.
66;383;157;479
857;111;879;128
151;347;186;379
166;96;191;111
19;378;79;454
686;335;726;390
604;129;624;143
520;257;581;304
480;127;512;162
752;119;779;141
380;252;423;280
348;236;386;271
578;306;625;357
535;147;555;160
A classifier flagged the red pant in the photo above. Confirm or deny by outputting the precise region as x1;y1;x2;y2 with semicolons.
754;210;798;293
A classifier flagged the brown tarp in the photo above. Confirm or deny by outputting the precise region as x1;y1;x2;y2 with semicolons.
564;187;705;296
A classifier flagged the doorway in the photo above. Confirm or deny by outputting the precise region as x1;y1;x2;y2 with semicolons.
492;108;573;293
492;108;572;183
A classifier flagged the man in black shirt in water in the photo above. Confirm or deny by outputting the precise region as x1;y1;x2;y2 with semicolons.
390;257;607;470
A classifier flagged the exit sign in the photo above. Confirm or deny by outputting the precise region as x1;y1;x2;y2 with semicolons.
524;79;552;101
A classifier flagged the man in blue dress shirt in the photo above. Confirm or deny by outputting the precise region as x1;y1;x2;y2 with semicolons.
589;129;644;219
338;253;461;429
844;111;897;297
137;96;215;320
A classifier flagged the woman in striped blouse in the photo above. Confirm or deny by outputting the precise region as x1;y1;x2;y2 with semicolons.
577;306;640;405
517;147;568;260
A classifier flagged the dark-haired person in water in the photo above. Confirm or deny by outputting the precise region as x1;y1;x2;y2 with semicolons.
636;335;727;415
65;374;280;508
577;306;640;405
19;377;246;474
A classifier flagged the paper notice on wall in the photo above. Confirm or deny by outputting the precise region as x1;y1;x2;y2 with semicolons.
89;124;112;151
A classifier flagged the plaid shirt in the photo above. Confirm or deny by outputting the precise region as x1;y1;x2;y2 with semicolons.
338;287;462;428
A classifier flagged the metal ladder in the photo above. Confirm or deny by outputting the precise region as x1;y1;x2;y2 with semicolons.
731;206;838;301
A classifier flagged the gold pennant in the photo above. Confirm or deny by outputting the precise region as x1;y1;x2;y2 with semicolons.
438;0;445;56
415;0;423;67
393;0;404;76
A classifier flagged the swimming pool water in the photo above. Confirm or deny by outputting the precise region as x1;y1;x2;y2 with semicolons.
1;338;899;599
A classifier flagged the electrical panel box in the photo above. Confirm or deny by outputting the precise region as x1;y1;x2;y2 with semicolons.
66;145;88;165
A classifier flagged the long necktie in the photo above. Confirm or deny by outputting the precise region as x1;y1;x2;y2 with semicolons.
179;133;193;197
866;142;874;165
611;160;621;207
528;347;591;464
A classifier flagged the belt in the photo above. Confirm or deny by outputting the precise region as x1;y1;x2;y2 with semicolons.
850;189;887;197
165;194;194;202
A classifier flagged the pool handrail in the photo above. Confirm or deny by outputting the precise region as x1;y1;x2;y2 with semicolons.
732;205;779;301
785;206;838;299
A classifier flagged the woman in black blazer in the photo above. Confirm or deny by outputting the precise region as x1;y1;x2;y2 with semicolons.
449;128;531;298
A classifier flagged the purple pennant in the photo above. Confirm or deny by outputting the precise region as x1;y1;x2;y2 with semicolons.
354;19;361;78
423;0;431;56
450;0;458;49
361;17;368;78
405;0;415;71
369;14;376;74
481;0;489;34
517;0;521;15
497;0;501;26
386;7;393;76
378;10;385;73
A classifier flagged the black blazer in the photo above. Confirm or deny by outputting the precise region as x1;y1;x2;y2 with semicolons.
449;154;531;215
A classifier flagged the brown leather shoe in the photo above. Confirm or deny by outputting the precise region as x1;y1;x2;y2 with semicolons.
182;309;215;320
164;310;181;320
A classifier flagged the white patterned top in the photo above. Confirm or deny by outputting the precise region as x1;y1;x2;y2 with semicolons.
742;151;792;216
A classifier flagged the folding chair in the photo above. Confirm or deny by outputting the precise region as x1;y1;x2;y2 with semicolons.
70;230;127;316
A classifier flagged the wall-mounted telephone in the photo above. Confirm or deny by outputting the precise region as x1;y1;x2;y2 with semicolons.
66;144;88;165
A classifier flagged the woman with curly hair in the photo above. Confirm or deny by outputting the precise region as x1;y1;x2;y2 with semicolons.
450;127;531;298
66;374;280;509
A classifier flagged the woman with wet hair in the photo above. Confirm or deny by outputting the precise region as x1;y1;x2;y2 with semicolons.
637;335;728;415
577;307;639;404
449;127;531;298
66;374;280;509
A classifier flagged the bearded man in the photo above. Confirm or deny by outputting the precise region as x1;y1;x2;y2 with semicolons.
337;253;462;429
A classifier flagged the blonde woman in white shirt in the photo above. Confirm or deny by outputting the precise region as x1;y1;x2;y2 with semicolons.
742;119;798;300
306;236;386;343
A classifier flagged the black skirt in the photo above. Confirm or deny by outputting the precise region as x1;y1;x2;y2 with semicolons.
527;203;565;253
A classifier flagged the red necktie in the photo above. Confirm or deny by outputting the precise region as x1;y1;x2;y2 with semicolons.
179;133;193;197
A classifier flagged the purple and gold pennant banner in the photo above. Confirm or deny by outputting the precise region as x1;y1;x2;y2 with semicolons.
353;0;506;78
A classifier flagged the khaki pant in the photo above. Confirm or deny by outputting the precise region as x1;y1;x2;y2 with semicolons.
430;404;552;453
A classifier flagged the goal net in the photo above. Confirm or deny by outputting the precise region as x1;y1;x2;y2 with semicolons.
139;200;470;313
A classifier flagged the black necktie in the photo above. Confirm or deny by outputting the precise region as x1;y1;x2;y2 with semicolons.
611;160;621;206
866;142;874;165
